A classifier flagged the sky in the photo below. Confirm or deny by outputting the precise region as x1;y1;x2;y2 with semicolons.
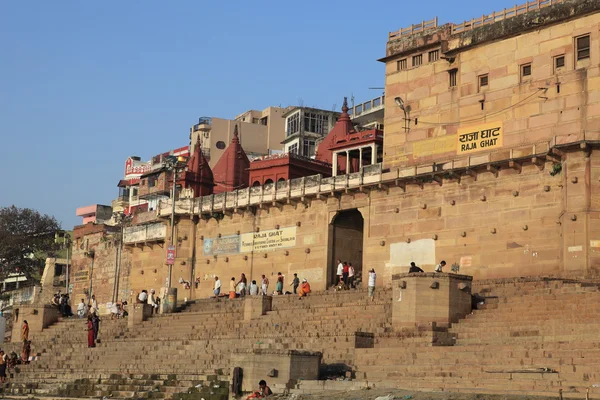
0;0;516;228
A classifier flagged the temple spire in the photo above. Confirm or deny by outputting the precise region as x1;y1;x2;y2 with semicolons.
232;124;240;144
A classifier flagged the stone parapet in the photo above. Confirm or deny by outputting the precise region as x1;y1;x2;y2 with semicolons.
243;295;272;321
230;349;322;393
391;272;472;329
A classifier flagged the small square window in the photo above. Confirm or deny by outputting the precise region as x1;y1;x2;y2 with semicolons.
554;55;565;71
397;59;407;71
576;35;590;60
521;63;532;78
428;50;439;62
479;74;489;91
412;54;423;67
448;69;457;87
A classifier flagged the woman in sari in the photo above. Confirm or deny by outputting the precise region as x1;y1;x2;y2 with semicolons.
86;315;95;348
21;340;31;364
21;320;29;342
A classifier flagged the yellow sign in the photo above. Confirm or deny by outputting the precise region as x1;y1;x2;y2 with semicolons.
457;121;503;154
413;135;455;158
72;270;89;283
240;227;297;253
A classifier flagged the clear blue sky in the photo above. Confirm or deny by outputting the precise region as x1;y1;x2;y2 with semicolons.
0;0;514;228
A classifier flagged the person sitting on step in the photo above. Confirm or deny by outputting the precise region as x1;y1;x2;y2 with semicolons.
298;279;311;299
247;380;273;399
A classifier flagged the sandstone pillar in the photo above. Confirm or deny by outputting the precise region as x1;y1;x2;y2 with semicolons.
11;305;61;341
391;272;472;329
128;298;153;328
244;295;272;321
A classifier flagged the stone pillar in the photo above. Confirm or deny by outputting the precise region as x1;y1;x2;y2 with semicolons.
128;298;153;329
162;287;178;314
371;144;376;164
244;295;272;321
332;152;338;176
345;151;350;175
359;147;363;170
11;305;61;341
391;272;472;330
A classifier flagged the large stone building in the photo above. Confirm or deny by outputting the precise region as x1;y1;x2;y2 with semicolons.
75;0;600;306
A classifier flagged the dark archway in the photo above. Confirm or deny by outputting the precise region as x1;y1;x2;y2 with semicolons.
252;181;261;187
265;179;274;185
278;178;286;182
328;209;364;287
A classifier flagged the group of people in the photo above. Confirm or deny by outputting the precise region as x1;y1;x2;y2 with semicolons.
213;272;312;300
0;320;32;383
408;260;447;273
51;292;74;317
335;260;357;289
137;289;160;314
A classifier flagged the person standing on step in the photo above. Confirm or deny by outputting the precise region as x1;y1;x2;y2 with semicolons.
21;320;29;342
261;275;269;296
86;315;95;348
77;298;88;319
229;277;237;299
276;272;284;295
290;273;300;294
90;294;98;315
92;312;100;342
368;269;376;302
214;276;222;298
342;262;350;288
348;263;355;289
237;273;248;297
336;259;344;285
0;350;6;383
21;340;31;364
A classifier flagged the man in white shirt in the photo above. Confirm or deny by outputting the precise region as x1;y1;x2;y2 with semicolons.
138;290;148;303
214;276;222;297
148;289;158;314
435;260;446;273
336;259;344;285
368;269;376;302
90;295;98;315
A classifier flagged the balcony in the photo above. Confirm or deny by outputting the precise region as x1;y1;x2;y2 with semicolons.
193;117;212;132
350;96;385;128
123;223;167;245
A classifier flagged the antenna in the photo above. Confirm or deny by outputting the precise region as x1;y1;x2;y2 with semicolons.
351;94;355;109
368;87;384;90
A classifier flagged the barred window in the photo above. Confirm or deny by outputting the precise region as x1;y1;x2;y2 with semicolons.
304;112;329;135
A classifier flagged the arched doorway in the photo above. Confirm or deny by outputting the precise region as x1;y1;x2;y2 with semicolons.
328;209;364;287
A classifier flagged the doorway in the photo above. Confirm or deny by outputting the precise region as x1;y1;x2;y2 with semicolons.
328;209;364;286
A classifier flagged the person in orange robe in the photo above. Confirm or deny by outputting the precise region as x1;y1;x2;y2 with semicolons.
298;279;311;298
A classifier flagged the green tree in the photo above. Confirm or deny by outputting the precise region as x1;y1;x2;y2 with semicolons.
0;206;61;281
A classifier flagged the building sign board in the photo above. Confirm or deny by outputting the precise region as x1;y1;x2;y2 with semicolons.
166;245;176;265
72;270;89;283
240;227;297;253
202;227;297;256
457;121;503;155
203;235;241;256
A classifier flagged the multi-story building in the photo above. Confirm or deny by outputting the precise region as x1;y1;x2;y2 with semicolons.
281;107;340;157
349;94;385;130
113;146;190;215
190;106;291;168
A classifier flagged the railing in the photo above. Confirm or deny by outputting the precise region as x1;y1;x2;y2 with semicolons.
351;96;385;119
389;17;438;39
157;164;383;217
193;117;212;131
123;223;166;244
452;0;564;33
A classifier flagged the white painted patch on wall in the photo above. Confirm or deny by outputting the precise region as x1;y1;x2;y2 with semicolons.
386;238;436;270
568;246;583;253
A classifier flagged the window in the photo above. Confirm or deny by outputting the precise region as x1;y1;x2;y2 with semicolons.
288;143;298;154
397;59;407;70
521;63;532;79
148;175;157;188
215;141;226;150
428;50;439;62
478;74;489;91
554;55;565;71
286;113;300;136
260;116;268;126
576;35;590;60
303;140;316;157
448;69;457;87
412;54;423;67
304;112;329;135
